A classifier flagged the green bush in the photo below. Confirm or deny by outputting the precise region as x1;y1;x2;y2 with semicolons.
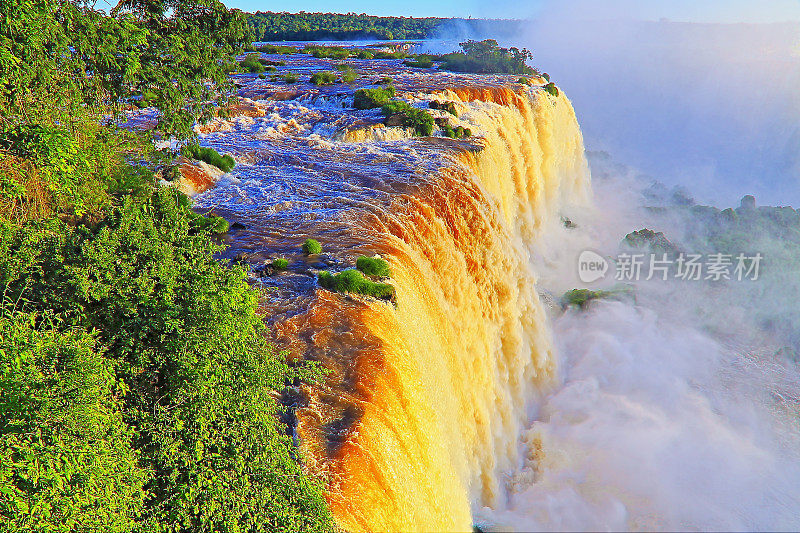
352;49;374;59
517;77;531;85
0;189;334;532
353;86;396;109
341;70;357;83
376;76;393;85
255;44;299;54
181;144;235;172
272;257;289;270
284;72;299;83
438;39;536;75
310;71;337;86
190;212;229;234
374;50;409;59
404;55;434;68
542;72;550;82
543;82;560;97
442;124;472;139
302;238;322;254
0;312;147;532
381;101;434;136
356;255;391;277
306;46;350;59
318;269;395;300
240;52;266;73
429;100;458;116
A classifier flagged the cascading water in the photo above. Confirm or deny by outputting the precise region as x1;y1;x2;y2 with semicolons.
192;67;591;531
190;48;800;530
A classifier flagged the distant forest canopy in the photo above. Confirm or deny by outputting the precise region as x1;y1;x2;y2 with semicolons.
247;11;525;41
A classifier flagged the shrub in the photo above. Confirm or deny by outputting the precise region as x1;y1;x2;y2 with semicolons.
318;269;395;300
374;50;408;59
441;124;472;139
352;49;374;59
310;71;337;86
0;189;334;532
255;44;299;54
284;72;299;83
376;76;393;85
181;144;235;172
429;100;458;116
562;288;610;309
543;82;559;97
404;55;434;68
302;238;322;254
240;52;265;73
341;69;357;83
0;312;147;532
381;101;434;136
517;77;531;85
438;39;536;75
542;72;550;82
272;257;289;270
356;255;391;277
334;63;353;71
190;212;229;234
353;86;396;109
306;46;350;59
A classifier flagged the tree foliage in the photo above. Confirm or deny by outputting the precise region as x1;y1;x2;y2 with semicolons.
0;1;335;531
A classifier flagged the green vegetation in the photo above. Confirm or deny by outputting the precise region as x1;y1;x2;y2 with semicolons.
404;55;435;68
306;45;351;59
284;72;299;83
303;238;323;254
429;100;459;116
249;12;442;41
335;63;353;71
0;1;334;530
240;52;266;73
310;71;338;86
352;49;375;59
255;43;299;54
272;257;289;269
624;228;678;254
382;101;435;136
341;69;358;83
438;39;537;75
377;76;394;85
353;86;396;109
318;269;395;300
441;124;472;139
543;82;560;97
356;255;392;277
181;144;236;172
517;77;531;85
563;288;612;309
374;50;410;59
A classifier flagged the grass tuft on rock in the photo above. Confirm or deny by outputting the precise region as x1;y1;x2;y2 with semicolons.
318;269;394;300
302;238;322;255
356;256;391;277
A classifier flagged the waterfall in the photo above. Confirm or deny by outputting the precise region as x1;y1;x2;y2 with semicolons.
293;88;592;531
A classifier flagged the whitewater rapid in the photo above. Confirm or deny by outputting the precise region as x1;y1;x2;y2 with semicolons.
190;49;800;531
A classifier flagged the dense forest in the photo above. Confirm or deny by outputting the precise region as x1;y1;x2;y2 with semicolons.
0;0;332;531
248;11;523;41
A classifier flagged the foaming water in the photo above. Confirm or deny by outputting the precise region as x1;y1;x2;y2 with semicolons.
194;64;591;530
476;162;800;531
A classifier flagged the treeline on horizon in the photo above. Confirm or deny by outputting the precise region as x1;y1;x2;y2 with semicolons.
248;11;525;41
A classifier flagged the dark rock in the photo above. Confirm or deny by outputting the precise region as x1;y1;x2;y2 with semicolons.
623;228;679;254
383;113;406;127
230;221;247;230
